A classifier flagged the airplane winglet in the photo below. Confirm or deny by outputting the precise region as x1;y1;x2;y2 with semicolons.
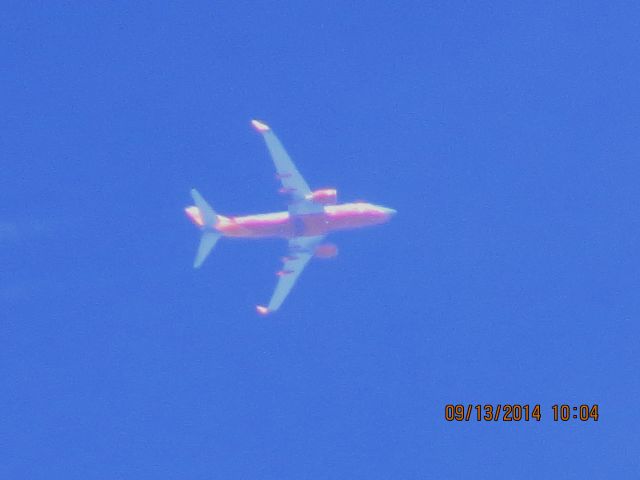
256;305;270;316
251;119;270;133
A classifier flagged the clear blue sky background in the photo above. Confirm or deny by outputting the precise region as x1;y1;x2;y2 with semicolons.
2;2;639;478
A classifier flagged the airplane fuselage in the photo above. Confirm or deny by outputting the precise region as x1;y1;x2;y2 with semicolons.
186;202;395;239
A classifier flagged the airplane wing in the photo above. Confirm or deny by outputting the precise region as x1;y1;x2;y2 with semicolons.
256;235;325;315
251;120;324;215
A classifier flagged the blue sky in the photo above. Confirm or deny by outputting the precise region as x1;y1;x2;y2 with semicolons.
2;2;639;478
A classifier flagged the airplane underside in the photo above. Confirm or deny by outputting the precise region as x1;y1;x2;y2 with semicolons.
218;210;387;239
185;120;395;314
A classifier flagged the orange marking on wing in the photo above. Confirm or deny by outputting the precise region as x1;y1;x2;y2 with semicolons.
251;119;270;132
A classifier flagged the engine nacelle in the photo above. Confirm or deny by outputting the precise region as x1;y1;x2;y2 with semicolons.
314;243;338;259
306;188;337;205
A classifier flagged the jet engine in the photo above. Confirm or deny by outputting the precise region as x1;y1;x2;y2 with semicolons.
306;188;337;205
314;243;338;259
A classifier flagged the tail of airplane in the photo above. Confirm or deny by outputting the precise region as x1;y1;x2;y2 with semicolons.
187;189;222;268
193;231;221;268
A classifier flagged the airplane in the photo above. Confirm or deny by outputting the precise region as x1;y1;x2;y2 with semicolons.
185;119;396;315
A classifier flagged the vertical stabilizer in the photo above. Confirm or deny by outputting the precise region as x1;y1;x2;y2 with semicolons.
188;189;221;268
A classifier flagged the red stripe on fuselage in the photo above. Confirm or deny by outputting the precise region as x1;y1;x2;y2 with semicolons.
215;203;391;239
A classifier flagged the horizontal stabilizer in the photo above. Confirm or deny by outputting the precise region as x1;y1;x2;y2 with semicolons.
190;189;218;228
194;231;221;268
